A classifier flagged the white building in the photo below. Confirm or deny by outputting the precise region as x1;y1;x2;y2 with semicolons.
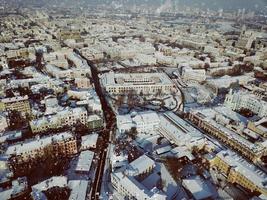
80;133;98;150
75;150;94;173
182;176;218;200
0;113;8;133
117;111;160;134
181;66;206;82
158;112;206;149
75;78;92;89
224;89;267;117
32;176;67;192
125;154;155;177
111;155;166;200
68;180;88;200
30;107;88;133
101;71;174;95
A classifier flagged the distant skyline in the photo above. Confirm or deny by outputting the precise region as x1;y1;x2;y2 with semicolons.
2;0;267;12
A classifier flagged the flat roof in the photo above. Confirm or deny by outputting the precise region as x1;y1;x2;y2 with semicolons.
32;176;67;192
68;180;88;200
81;134;98;149
159;112;204;147
75;150;94;172
182;176;216;200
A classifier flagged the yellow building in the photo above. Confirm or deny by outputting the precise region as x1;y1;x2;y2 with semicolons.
6;48;29;59
58;29;81;41
0;96;31;117
210;150;267;196
247;118;267;138
30;115;61;134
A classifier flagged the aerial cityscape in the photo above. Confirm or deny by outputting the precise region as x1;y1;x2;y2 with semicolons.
0;0;267;199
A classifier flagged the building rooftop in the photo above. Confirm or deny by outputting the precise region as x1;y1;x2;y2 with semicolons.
75;150;94;172
112;171;166;200
32;176;67;192
126;154;155;177
68;180;88;200
182;175;217;200
81;133;98;149
1;95;28;103
158;112;205;148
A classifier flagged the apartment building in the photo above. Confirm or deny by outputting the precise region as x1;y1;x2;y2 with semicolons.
58;29;81;41
210;150;267;196
30;107;87;133
6;132;77;163
0;96;31;117
75;78;92;89
6;48;29;59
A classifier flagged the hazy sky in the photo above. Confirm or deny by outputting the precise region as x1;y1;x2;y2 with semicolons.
114;0;267;10
4;0;267;11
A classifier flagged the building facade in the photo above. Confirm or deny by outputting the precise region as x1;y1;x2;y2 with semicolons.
30;107;88;133
111;155;166;200
6;132;77;164
117;111;160;134
188;109;267;163
224;89;267;117
0;96;31;117
210;150;267;196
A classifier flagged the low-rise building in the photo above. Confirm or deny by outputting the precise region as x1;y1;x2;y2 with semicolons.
87;114;103;130
101;71;175;95
75;78;92;89
248;118;267;137
181;66;206;83
117;111;160;134
0;177;28;200
68;180;88;200
158;112;206;149
32;176;68;192
111;155;166;200
75;150;94;173
80;133;98;150
182;175;218;200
